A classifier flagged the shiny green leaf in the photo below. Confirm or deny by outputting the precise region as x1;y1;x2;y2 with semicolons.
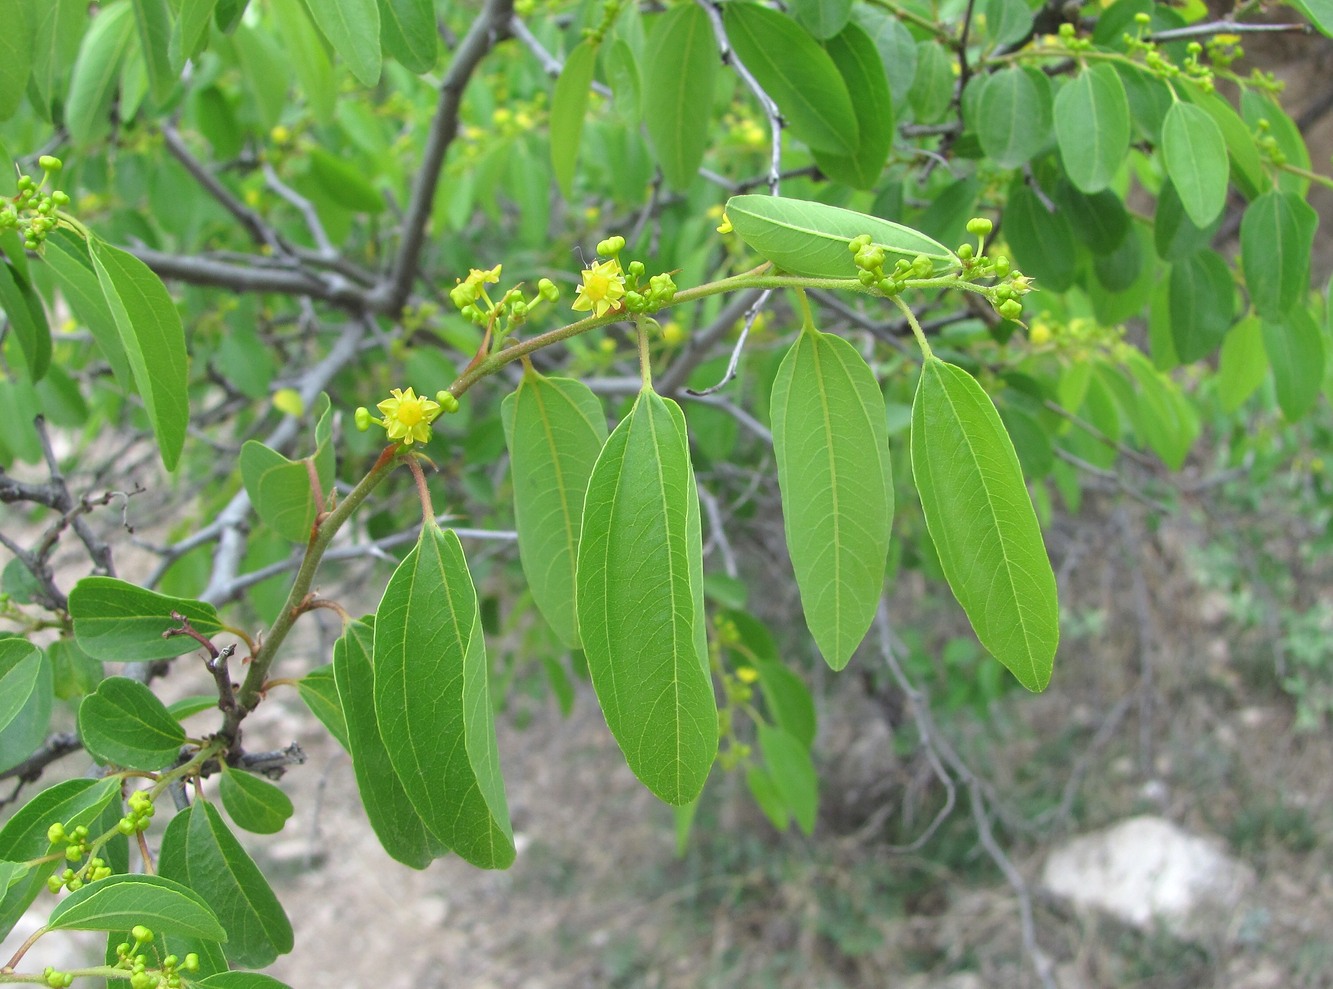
550;39;598;198
771;327;892;670
814;23;895;189
911;358;1058;691
1169;249;1234;362
977;66;1052;170
373;522;515;867
304;0;381;86
724;2;859;154
726;195;956;277
218;767;294;835
1241;189;1318;321
0;0;32;120
78;676;186;770
65;2;135;145
333;618;446;868
1054;64;1130;193
1263;309;1325;420
158;801;293;968
296;664;350;751
576;388;717;805
1161;100;1229;228
89;237;189;470
0;640;51;774
642;4;716;189
69;577;221;661
49;875;226;941
378;0;437;73
501;373;607;650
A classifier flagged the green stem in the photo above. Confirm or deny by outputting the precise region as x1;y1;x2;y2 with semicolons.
892;294;934;360
635;316;652;390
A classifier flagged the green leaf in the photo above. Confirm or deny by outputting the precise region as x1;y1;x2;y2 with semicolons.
268;0;334;122
576;388;717;805
501;373;607;650
1241;91;1311;196
296;664;350;751
1241;189;1318;321
377;0;437;73
726;195;956;278
373;522;515;868
0;640;52;774
770;327;892;670
194;975;294;989
0;260;50;382
1154;179;1220;262
745;766;790;831
30;0;86;117
0;861;25;894
49;874;226;941
813;23;895;190
69;576;221;661
982;0;1034;47
1055;183;1129;256
47;637;103;700
0;0;32;120
131;0;176;103
158;800;293;968
1217;315;1268;412
1169;249;1234;363
218;767;294;835
907;40;953;124
1161;100;1229;228
911;358;1058;691
304;0;381;86
550;39;598;199
757;725;818;835
790;0;853;38
0;778;120;942
38;229;132;388
65;2;135;146
1122;352;1198;469
977;66;1052;170
214;0;250;34
78;676;186;770
851;6;916;101
1263;309;1325;420
642;4;716;189
1191;88;1265;201
1053;63;1131;193
1002;182;1077;293
307;146;384;212
239;397;335;543
1289;0;1333;38
724;2;859;155
166;695;217;720
334;619;446;868
88;237;188;470
171;0;218;69
755;660;816;749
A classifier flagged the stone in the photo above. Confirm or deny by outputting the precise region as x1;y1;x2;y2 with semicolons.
1041;815;1254;941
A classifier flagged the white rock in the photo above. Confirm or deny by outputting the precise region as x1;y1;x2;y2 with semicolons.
1041;815;1254;941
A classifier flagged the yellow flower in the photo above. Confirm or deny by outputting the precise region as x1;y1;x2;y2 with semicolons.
572;258;626;318
376;388;442;446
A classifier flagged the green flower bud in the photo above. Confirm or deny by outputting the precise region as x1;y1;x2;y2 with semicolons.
596;235;626;257
627;259;646;279
39;155;63;173
537;277;559;301
47;822;66;843
354;407;373;431
435;391;460;414
847;234;872;252
183;954;200;972
66;877;81;891
998;298;1023;320
131;925;153;943
966;217;993;237
46;875;63;894
52;191;70;206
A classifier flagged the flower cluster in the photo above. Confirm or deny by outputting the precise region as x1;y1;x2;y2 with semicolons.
572;236;677;319
449;263;560;333
1;156;69;250
44;821;113;893
355;387;459;448
112;925;200;989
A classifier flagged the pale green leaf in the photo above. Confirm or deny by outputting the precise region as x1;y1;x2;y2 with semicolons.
576;388;717;805
218;767;294;835
1288;0;1333;38
131;0;176;103
377;0;437;73
0;0;32;120
1053;64;1131;193
550;40;598;198
791;0;853;38
78;676;185;770
758;725;818;835
0;641;51;775
977;66;1052;170
171;0;218;69
1241;189;1318;321
296;664;349;750
813;23;895;190
65;2;135;146
1217;316;1267;412
642;4;716;189
911;359;1058;691
771;327;892;669
0;260;51;382
303;0;381;86
268;0;334;122
39;229;133;388
1263;309;1325;420
49;875;226;941
69;576;221;661
1161;100;1229;228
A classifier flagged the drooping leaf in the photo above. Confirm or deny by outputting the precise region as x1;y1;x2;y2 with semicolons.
303;0;381;87
296;664;349;751
1241;189;1318;321
770;326;892;670
0;640;52;774
1053;63;1131;193
1153;179;1221;262
377;0;437;73
39;229;133;388
65;1;136;146
755;660;816;749
1002;182;1077;293
0;0;32;120
1161;100;1229;228
333;618;447;869
240;397;335;542
89;237;189;470
1168;249;1234;362
69;577;221;661
550;39;598;198
0;778;120;942
501;373;607;650
757;725;818;835
131;0;176;103
813;23;895;189
724;2;859;155
1263;309;1325;420
726;195;956;278
576;388;717;805
218;766;294;835
171;0;218;69
1217;316;1268;412
642;4;716;190
911;358;1058;691
977;66;1052;170
268;0;334;121
0;261;49;382
746;766;790;831
907;39;952;123
158;800;293;968
78;676;187;770
49;875;226;941
1191;88;1266;201
790;0;853;38
373;523;515;868
1122;352;1198;469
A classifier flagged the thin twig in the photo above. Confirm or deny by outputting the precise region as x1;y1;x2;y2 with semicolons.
699;0;782;194
1146;18;1314;41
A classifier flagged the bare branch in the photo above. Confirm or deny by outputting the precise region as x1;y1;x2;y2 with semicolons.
1146;18;1314;41
130;247;367;308
699;0;783;194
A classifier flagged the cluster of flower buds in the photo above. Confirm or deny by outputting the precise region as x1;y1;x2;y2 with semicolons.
1;156;69;250
848;234;938;297
114;926;200;989
449;263;560;330
572;236;678;318
117;789;156;835
44;822;113;893
355;386;459;449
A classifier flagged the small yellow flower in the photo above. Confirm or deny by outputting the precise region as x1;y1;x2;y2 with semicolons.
376;387;442;446
572;258;626;318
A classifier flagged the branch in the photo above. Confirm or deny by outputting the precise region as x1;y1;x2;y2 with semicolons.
0;732;83;795
508;14;613;96
1146;19;1314;41
700;0;783;194
130;247;367;308
372;0;516;316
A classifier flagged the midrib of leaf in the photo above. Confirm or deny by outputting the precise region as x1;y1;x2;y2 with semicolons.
929;362;1043;681
197;808;275;943
532;385;579;599
809;334;846;659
